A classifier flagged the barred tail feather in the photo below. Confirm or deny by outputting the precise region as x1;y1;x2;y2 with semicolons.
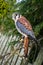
28;35;38;44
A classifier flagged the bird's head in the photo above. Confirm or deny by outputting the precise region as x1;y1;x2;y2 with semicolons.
12;12;21;22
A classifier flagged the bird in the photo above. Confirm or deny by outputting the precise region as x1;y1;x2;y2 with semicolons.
12;12;38;57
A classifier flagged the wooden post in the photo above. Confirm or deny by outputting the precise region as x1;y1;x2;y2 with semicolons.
33;48;43;65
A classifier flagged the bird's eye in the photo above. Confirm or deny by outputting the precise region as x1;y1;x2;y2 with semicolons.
16;14;17;16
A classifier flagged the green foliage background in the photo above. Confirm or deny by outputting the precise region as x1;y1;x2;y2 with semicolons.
0;0;43;38
0;0;17;35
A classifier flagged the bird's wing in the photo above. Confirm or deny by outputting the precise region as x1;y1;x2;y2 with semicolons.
16;21;36;40
18;16;32;31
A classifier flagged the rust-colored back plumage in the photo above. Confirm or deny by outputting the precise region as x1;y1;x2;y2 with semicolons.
18;16;32;31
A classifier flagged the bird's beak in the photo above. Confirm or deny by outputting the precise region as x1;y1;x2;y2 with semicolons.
12;13;16;21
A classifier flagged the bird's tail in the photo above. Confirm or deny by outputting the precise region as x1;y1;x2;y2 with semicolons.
33;38;38;44
31;37;40;48
29;35;39;45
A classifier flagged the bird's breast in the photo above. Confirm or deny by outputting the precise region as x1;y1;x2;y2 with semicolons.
15;22;27;37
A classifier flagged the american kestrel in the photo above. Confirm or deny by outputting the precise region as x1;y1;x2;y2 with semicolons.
12;12;38;57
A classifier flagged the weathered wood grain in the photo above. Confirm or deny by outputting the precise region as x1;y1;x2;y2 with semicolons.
0;33;43;65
